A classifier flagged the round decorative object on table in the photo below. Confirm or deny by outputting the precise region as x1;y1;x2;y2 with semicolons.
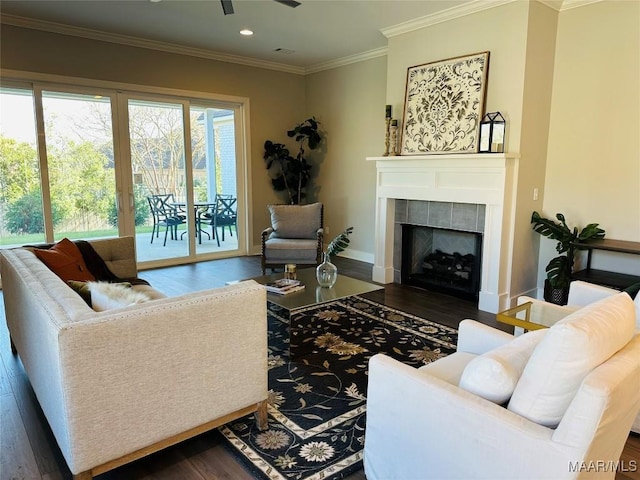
316;252;337;288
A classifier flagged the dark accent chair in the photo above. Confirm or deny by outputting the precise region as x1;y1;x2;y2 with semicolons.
147;194;186;246
203;195;238;247
261;202;323;274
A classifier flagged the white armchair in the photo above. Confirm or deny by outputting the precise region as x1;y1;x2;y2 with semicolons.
519;280;640;433
364;293;640;480
567;281;640;320
521;280;640;321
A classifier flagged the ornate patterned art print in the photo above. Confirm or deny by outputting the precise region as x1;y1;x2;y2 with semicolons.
401;51;489;155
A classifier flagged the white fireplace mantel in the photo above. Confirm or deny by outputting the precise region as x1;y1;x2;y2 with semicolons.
367;153;519;313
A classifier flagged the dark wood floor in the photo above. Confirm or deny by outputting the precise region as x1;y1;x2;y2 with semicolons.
1;255;638;479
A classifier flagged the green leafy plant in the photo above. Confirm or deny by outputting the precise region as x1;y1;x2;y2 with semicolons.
4;190;64;234
327;226;354;258
531;211;605;290
264;117;322;204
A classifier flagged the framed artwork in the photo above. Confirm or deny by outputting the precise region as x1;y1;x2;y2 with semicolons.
400;51;489;155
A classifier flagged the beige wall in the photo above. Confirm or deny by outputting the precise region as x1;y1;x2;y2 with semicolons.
384;1;540;300
0;24;307;250
385;2;530;149
514;1;558;296
305;57;387;261
542;0;640;279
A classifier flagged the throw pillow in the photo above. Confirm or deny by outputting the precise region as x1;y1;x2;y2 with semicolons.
268;203;322;239
88;281;150;312
34;238;96;282
507;292;636;427
623;282;640;299
458;329;546;404
67;280;92;306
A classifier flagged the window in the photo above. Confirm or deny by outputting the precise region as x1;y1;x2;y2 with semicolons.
0;78;248;267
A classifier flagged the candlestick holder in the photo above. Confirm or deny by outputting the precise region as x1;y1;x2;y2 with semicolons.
383;117;391;156
390;123;398;156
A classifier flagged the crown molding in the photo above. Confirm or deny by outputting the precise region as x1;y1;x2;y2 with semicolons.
537;0;563;11
1;0;605;77
1;14;306;75
305;47;388;75
1;12;383;76
558;0;603;11
380;0;516;38
380;0;604;38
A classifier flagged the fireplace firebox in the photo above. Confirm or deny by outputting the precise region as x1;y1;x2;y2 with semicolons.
401;224;482;300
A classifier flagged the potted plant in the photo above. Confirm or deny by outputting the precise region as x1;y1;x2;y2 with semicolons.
263;117;322;204
531;211;605;304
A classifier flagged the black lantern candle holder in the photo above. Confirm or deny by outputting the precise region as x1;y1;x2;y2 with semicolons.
479;112;506;153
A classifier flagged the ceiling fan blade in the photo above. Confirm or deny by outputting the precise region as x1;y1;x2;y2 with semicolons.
221;0;234;15
273;0;301;8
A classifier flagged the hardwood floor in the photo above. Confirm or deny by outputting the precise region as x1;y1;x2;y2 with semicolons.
1;255;638;480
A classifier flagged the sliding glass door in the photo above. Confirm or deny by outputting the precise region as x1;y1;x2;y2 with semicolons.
124;98;242;262
41;89;119;242
127;98;190;261
0;79;246;267
189;105;239;255
0;85;119;246
0;85;45;246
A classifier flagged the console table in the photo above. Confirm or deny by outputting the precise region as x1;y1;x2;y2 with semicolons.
572;239;640;289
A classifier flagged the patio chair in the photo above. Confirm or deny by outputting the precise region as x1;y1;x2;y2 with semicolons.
147;194;186;246
202;194;238;247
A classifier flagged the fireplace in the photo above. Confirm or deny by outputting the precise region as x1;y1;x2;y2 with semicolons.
401;224;482;300
367;153;518;313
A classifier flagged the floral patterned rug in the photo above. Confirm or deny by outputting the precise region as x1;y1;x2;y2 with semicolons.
218;295;458;480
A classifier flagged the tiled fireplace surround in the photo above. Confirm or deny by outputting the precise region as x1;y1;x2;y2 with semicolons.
395;200;485;286
367;153;518;314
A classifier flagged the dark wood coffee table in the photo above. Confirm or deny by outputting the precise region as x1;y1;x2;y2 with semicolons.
249;268;383;356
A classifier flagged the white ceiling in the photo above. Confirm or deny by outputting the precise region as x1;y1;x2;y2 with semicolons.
0;0;574;74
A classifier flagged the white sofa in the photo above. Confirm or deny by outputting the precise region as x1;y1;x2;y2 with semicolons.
1;236;268;479
364;293;640;480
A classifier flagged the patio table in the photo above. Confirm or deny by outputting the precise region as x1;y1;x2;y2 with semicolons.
172;201;216;244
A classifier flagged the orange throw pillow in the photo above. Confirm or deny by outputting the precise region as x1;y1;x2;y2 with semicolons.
34;238;96;282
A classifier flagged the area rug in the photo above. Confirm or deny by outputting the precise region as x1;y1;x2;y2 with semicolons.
218;295;458;480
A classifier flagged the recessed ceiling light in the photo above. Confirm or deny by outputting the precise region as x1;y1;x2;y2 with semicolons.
240;29;254;36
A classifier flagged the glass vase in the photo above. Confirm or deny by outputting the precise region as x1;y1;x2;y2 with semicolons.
316;252;338;288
